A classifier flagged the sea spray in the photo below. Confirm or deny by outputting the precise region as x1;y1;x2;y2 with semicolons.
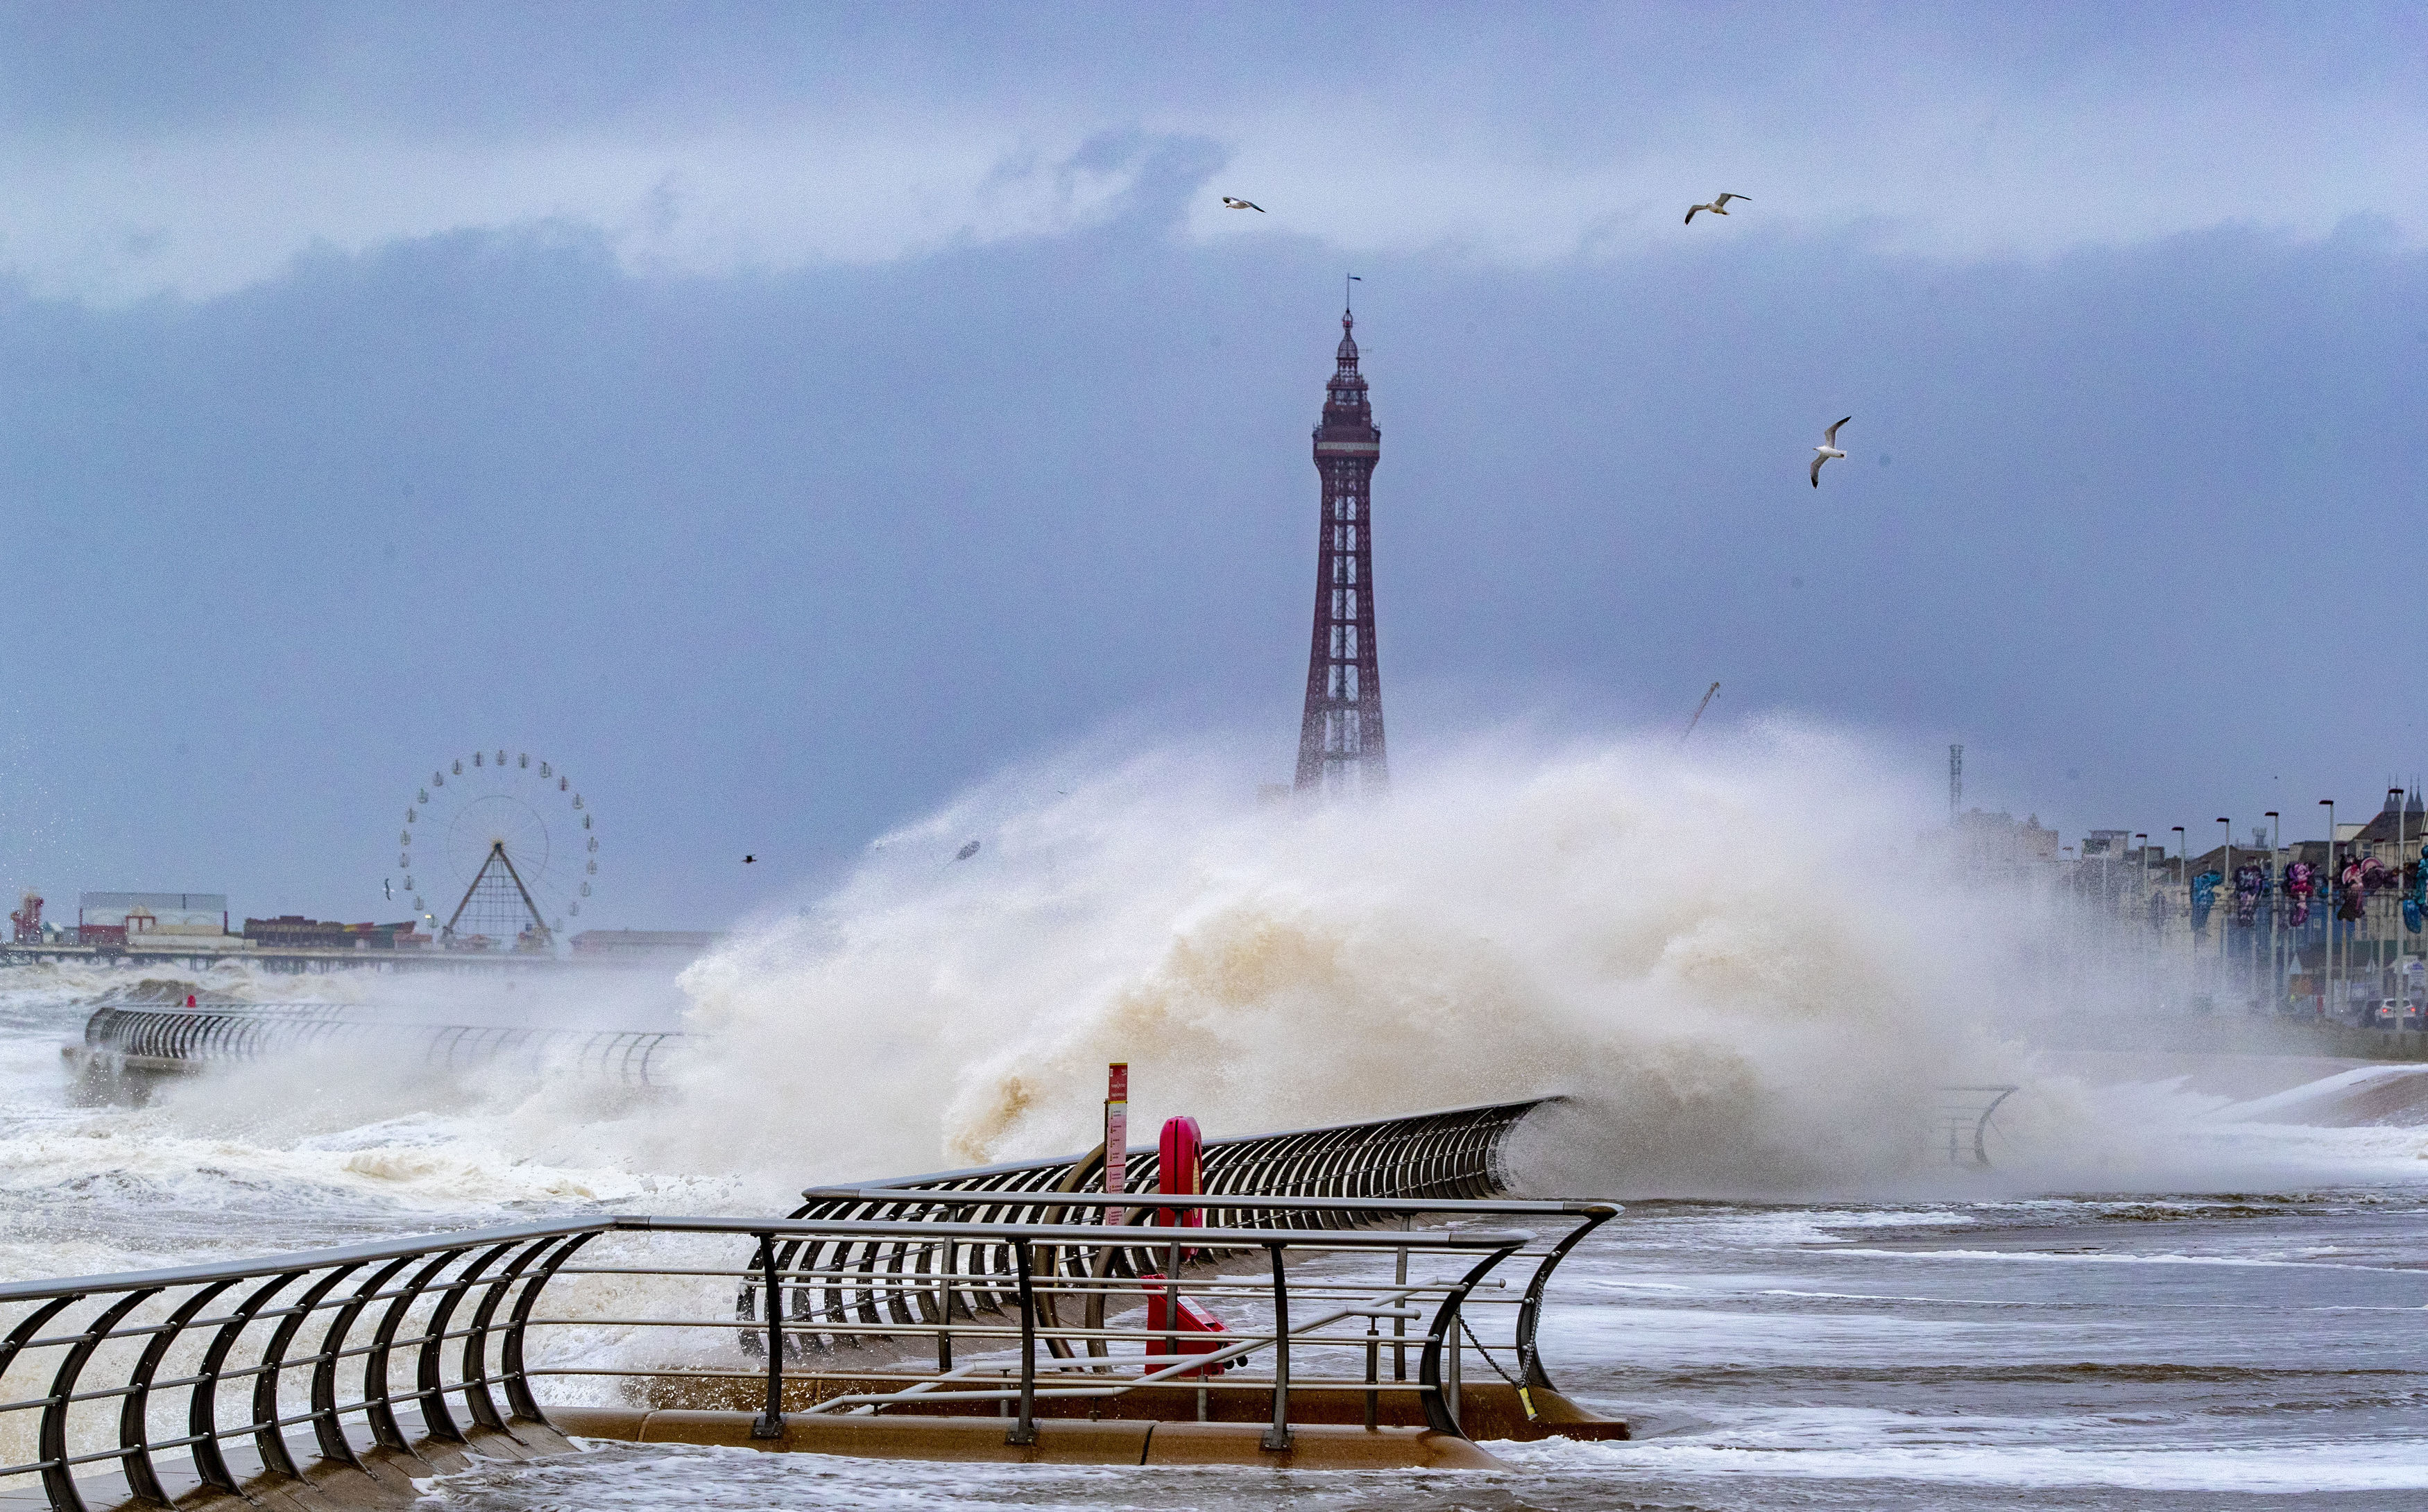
654;724;2034;1194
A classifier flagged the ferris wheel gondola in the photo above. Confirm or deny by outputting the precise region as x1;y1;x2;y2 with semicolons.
394;750;598;950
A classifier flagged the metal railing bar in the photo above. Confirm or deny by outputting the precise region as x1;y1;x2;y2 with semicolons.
520;1368;1447;1400
1;1287;1512;1400
0;1218;612;1305
798;1098;1559;1196
625;1218;1537;1249
800;1189;1615;1219
1;1284;462;1351
1;1215;1532;1310
733;1287;1444;1419
514;1318;1429;1347
553;1264;1501;1292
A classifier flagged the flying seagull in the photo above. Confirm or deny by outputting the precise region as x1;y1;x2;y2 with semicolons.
1810;416;1852;488
1222;197;1266;212
1684;193;1750;225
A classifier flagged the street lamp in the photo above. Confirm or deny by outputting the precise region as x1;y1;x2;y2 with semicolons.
2135;833;2153;1000
2217;817;2233;1007
2170;826;2188;995
2264;812;2282;1008
2320;799;2337;1020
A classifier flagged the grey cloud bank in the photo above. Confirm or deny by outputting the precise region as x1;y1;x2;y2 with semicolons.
2;4;2425;301
3;146;2422;922
0;6;2422;926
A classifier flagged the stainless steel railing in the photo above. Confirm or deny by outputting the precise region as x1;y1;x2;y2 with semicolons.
73;1004;690;1087
0;1206;1591;1510
765;1099;1601;1401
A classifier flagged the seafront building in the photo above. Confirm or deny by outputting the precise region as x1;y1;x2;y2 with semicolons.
6;888;719;970
1941;789;2428;1023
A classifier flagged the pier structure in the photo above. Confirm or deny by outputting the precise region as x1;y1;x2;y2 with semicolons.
65;1002;692;1095
1;929;720;974
0;1101;1623;1508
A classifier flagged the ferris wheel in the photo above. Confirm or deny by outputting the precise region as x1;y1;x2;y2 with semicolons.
393;750;597;949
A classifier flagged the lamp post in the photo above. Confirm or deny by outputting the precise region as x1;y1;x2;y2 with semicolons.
2320;799;2336;1021
2404;791;2420;1017
2171;826;2188;1003
2217;816;2233;1008
2386;789;2407;1016
2136;833;2153;1001
2264;812;2282;1009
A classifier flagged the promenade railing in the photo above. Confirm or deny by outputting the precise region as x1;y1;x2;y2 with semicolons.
0;1199;1614;1511
73;1004;690;1087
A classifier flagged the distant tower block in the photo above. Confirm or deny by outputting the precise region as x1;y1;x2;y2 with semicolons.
1294;309;1388;794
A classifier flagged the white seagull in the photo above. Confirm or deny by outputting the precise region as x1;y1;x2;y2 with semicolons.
1810;416;1852;488
1684;193;1750;224
1222;196;1266;212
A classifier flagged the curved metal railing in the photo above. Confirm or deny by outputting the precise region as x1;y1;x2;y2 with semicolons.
767;1098;1602;1400
0;1217;602;1512
74;1005;691;1088
796;1097;1553;1226
1935;1083;2019;1168
0;1210;1559;1509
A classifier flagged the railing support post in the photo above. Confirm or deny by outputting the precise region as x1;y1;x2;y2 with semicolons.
1516;1203;1616;1407
1261;1243;1292;1452
1364;1316;1379;1429
751;1235;785;1439
1007;1237;1038;1445
1448;1302;1462;1431
1164;1237;1181;1376
1417;1244;1521;1437
1393;1215;1411;1381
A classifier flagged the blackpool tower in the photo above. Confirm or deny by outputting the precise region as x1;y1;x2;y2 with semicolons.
1294;309;1388;794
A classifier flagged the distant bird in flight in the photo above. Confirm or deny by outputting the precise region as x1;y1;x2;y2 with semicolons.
1684;193;1750;224
743;854;756;864
1810;416;1852;488
1222;197;1266;212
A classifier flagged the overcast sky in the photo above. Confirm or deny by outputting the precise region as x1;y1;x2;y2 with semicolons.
1;3;2423;927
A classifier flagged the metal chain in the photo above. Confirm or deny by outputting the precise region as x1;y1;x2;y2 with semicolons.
1457;1309;1525;1391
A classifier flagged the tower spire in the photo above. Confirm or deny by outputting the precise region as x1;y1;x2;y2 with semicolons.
1294;307;1387;795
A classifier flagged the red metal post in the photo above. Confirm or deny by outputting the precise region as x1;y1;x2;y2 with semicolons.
1104;1063;1128;1228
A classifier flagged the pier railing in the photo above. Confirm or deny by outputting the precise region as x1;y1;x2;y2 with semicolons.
0;1216;601;1512
0;1201;1607;1510
71;1004;690;1088
796;1097;1551;1228
773;1099;1589;1389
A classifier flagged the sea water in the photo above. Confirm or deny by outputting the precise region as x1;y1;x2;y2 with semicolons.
4;732;2425;1506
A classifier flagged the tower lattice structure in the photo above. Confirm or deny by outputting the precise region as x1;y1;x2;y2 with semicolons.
1294;309;1388;794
